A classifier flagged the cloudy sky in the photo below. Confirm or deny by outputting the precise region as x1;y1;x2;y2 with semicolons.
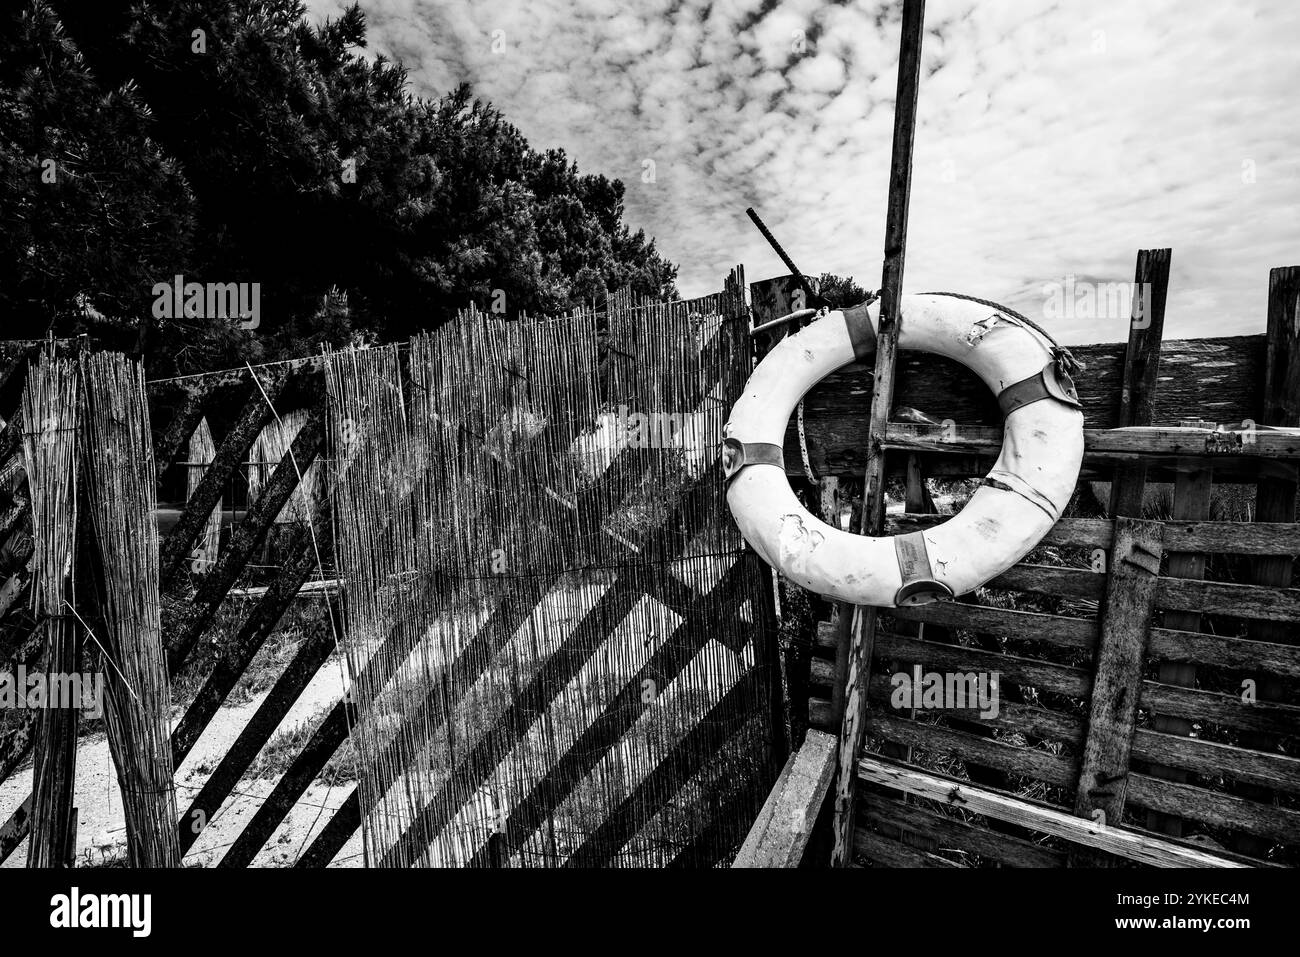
307;0;1300;343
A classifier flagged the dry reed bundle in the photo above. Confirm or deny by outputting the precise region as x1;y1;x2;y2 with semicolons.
328;273;775;869
80;352;180;868
21;346;80;868
187;416;221;574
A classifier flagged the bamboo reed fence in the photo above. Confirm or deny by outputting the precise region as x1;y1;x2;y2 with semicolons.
324;284;782;867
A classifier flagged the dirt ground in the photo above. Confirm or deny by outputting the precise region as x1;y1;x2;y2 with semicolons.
0;652;364;868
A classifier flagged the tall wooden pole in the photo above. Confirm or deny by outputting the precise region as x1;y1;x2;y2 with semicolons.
1232;265;1300;858
830;0;926;867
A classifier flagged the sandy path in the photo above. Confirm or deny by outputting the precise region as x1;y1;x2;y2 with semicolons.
0;652;365;868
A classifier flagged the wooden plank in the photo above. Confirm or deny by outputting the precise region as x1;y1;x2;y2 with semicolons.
1140;681;1300;738
1147;627;1300;679
901;601;1300;679
1127;773;1300;848
982;562;1300;621
734;746;799;862
164;402;325;672
786;334;1267;477
881;422;1300;461
1132;728;1300;794
865;673;1084;744
986;564;1105;600
891;602;1096;652
854;825;958;867
890;511;1300;556
867;713;1075;788
1160;519;1300;555
151;387;210;475
158;369;288;587
832;0;927;869
1155;576;1300;622
148;355;325;395
875;631;1091;697
733;729;837;867
858;756;1247;867
865;628;1298;737
862;662;1300;795
860;792;1066;867
889;512;1109;549
1074;518;1164;827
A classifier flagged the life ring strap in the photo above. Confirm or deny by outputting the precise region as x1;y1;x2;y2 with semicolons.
997;361;1082;417
842;303;876;361
893;531;954;606
721;437;784;484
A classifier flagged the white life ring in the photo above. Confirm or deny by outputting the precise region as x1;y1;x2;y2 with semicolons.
722;294;1085;607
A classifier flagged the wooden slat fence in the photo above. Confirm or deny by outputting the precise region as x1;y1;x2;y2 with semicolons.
778;260;1300;867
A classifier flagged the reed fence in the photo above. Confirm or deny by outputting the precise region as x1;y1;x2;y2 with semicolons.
1;269;787;868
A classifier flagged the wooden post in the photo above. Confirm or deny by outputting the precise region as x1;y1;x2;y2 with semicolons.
1073;254;1169;857
1108;249;1171;517
830;0;926;868
1073;518;1164;829
1233;265;1299;858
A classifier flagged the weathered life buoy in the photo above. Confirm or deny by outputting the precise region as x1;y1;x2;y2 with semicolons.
722;294;1085;607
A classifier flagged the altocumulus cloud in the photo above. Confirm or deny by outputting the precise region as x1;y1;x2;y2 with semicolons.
306;0;1300;342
